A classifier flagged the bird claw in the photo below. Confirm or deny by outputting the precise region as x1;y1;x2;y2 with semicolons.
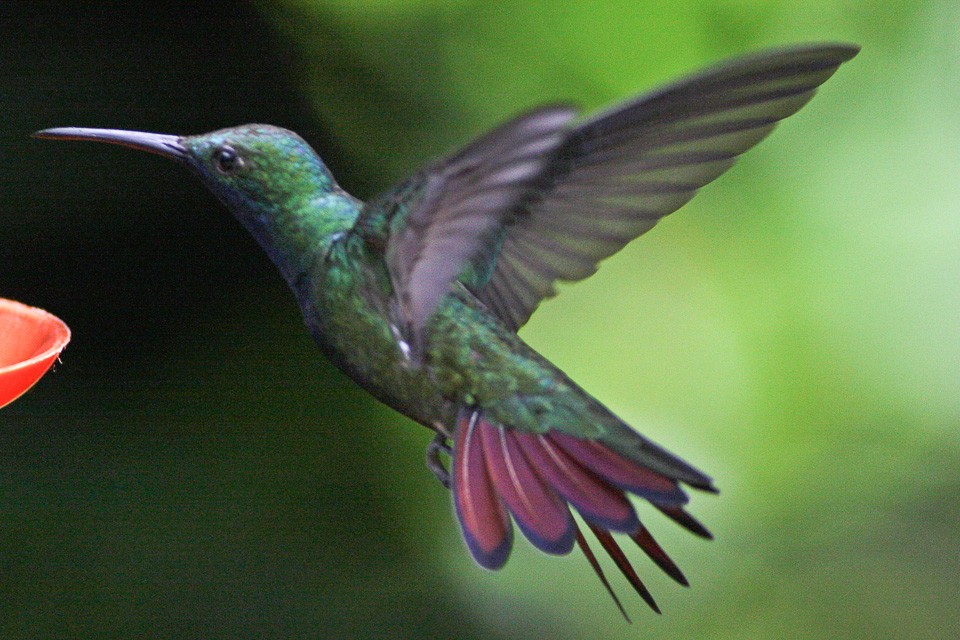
426;432;452;489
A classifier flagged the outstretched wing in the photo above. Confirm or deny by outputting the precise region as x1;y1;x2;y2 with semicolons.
472;43;860;330
354;106;576;356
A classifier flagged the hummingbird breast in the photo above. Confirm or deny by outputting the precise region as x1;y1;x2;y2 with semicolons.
301;234;462;430
300;232;562;436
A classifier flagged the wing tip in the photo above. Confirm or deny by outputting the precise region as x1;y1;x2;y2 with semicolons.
798;41;861;62
725;41;860;69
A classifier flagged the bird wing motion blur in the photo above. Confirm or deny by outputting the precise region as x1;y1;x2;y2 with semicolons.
35;42;859;619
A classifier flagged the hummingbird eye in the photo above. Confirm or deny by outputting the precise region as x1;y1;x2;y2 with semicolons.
213;146;243;174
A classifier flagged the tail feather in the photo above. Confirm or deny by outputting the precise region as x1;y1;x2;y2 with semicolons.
632;525;688;586
451;411;513;569
654;504;713;539
512;430;639;532
587;523;661;614
477;419;575;554
574;523;631;622
451;408;713;614
551;432;690;504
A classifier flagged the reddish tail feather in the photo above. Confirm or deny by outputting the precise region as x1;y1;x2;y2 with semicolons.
450;409;713;617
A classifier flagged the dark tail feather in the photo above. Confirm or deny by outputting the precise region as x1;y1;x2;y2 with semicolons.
452;410;513;569
574;523;631;623
632;525;688;586
587;523;661;614
654;504;713;539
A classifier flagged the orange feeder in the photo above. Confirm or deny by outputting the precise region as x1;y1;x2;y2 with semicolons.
0;298;70;408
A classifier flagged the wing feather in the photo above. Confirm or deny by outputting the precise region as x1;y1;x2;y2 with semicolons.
357;105;577;356
473;44;859;329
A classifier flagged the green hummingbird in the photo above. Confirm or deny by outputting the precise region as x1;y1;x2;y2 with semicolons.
36;43;858;618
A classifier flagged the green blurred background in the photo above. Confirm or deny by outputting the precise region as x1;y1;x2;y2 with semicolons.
1;1;957;638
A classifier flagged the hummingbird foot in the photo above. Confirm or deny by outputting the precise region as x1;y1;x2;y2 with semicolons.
426;432;452;489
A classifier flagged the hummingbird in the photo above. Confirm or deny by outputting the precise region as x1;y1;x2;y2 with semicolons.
36;43;858;618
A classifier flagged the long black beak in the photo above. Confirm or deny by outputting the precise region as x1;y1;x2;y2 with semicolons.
32;127;187;161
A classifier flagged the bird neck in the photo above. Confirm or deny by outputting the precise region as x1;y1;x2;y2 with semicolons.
230;187;362;293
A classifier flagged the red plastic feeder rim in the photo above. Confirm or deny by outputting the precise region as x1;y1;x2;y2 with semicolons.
0;298;71;408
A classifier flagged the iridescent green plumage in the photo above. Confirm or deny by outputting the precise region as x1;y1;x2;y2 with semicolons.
35;42;858;617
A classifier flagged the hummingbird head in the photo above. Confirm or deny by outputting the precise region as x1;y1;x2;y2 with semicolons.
180;125;339;215
34;124;359;287
34;124;339;217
